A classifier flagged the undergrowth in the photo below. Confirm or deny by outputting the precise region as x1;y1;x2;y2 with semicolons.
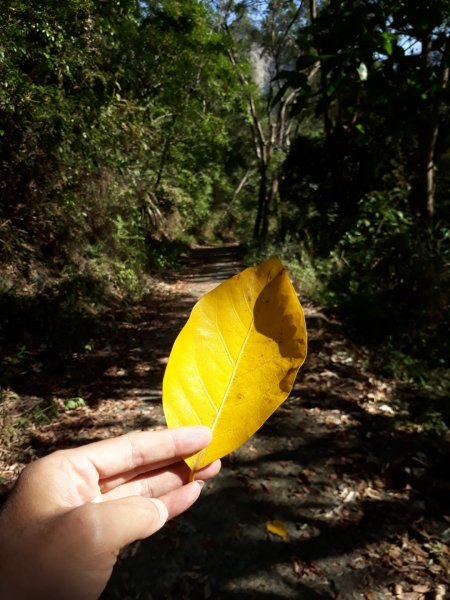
0;235;188;389
245;196;450;436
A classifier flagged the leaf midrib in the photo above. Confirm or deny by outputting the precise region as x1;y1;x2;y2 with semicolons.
193;304;255;470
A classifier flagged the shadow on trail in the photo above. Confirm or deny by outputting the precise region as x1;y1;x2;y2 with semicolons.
1;245;242;406
100;247;449;599
103;388;450;598
0;245;243;466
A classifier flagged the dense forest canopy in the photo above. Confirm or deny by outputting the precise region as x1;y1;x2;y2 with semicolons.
1;0;449;401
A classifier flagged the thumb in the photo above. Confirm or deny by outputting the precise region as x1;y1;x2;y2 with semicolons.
93;496;169;550
68;495;169;558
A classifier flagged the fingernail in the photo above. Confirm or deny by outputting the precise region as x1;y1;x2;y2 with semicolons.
195;480;205;490
149;498;169;526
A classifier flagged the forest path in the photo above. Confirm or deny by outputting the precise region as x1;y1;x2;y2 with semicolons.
2;245;448;599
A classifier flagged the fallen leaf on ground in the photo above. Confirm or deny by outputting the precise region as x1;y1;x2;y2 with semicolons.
266;520;288;541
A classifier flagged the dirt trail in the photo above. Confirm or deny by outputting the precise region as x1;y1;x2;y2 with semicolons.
101;246;448;600
2;245;449;599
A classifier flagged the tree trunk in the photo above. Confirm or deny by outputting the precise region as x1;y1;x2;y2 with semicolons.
254;165;268;240
154;115;177;190
409;37;449;221
410;129;438;220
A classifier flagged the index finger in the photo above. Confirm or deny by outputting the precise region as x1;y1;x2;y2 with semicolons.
71;426;212;479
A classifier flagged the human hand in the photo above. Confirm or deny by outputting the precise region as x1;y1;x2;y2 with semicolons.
0;426;220;600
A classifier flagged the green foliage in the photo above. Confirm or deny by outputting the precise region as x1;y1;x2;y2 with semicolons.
278;187;449;376
253;182;450;404
263;0;450;412
0;0;249;288
323;191;450;350
63;397;86;411
1;0;450;419
0;0;254;389
15;402;58;428
325;191;416;314
245;235;324;302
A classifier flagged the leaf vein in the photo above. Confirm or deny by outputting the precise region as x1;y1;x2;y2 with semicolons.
234;357;278;380
229;287;248;329
210;316;254;435
215;305;235;367
198;369;218;415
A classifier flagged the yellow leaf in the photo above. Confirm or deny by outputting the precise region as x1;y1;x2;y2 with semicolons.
266;520;289;541
162;256;307;472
